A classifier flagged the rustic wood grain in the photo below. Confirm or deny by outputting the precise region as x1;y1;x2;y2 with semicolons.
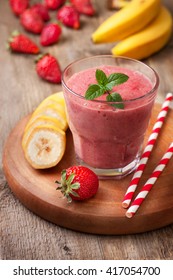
1;0;173;260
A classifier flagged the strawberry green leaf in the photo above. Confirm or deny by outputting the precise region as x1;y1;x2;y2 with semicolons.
66;173;75;185
70;190;80;197
61;170;66;183
71;182;80;190
66;195;72;203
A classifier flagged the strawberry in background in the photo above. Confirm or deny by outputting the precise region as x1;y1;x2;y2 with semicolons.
57;4;80;29
30;3;50;21
10;0;29;16
8;31;40;54
8;0;96;85
70;0;95;16
36;54;62;83
40;23;62;46
20;8;44;34
44;0;66;10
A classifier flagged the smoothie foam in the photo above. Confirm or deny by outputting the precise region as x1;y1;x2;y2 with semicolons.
67;66;153;101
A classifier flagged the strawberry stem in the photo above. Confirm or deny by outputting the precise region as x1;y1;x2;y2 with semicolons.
55;170;80;203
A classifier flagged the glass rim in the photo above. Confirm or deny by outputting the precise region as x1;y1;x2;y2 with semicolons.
61;55;159;104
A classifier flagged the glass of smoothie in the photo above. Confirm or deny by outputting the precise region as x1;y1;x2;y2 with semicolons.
62;55;159;179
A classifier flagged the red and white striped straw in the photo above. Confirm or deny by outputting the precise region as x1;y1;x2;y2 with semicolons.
126;142;173;218
122;92;173;209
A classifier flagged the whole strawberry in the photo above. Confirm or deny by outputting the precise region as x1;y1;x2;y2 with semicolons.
40;23;62;46
57;5;80;29
70;0;95;16
56;166;99;202
20;9;44;34
10;0;29;16
8;31;40;54
36;54;62;83
30;3;50;21
45;0;65;10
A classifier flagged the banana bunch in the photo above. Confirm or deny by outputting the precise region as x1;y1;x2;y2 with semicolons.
22;92;68;169
92;0;173;60
92;0;161;43
112;6;173;60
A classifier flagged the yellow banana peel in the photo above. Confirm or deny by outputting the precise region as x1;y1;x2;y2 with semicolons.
111;6;173;60
92;0;161;43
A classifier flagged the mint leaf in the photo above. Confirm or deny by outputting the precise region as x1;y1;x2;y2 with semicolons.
106;92;124;109
85;84;105;100
105;81;116;91
96;69;108;86
84;69;128;109
107;73;129;86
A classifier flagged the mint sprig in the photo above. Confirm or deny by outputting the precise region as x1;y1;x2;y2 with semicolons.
106;93;124;109
85;69;129;109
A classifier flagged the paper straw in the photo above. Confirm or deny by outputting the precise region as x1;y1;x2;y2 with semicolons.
126;142;173;218
122;93;173;209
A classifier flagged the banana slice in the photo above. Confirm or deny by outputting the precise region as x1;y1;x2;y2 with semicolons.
22;116;64;149
24;125;66;169
24;91;67;132
47;92;65;105
37;92;66;109
30;104;68;131
37;98;65;112
34;103;66;119
36;93;66;112
22;91;68;169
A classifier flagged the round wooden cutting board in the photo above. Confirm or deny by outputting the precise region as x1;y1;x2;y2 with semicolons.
2;104;173;235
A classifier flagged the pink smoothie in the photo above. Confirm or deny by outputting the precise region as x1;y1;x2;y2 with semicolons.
63;65;156;170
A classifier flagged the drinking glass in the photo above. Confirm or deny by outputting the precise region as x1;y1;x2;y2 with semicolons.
62;55;159;179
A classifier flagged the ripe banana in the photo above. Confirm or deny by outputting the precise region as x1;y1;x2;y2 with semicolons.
92;0;161;43
111;6;173;60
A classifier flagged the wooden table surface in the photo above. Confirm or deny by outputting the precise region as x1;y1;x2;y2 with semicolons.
1;0;173;260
